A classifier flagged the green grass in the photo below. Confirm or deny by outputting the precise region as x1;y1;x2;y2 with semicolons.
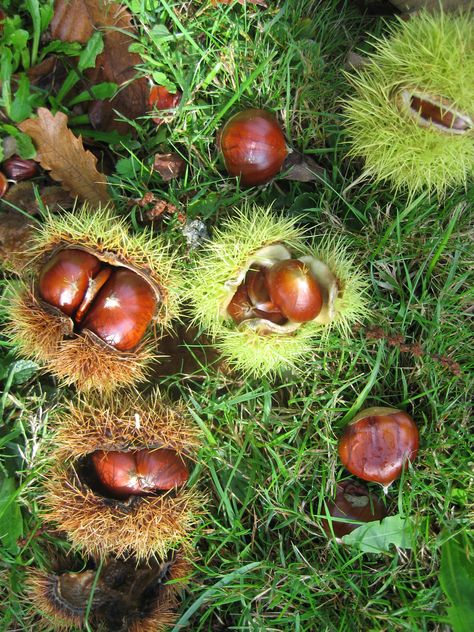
1;1;473;631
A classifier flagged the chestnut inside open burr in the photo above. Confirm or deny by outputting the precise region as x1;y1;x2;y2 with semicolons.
397;89;473;135
38;248;158;351
82;448;190;500
227;259;323;328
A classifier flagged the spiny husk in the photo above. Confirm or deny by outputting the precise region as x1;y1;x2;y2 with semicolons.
306;233;370;337
187;205;305;336
52;390;200;462
5;206;182;392
25;552;191;632
25;569;90;631
188;207;369;378
344;10;474;197
24;205;181;325
43;392;202;561
7;288;155;393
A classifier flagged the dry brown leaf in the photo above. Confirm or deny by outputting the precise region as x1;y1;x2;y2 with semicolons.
0;211;36;272
51;0;148;133
19;108;111;206
152;153;186;182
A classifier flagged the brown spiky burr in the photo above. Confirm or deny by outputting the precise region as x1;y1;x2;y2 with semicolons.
25;550;191;631
42;391;202;561
5;206;181;393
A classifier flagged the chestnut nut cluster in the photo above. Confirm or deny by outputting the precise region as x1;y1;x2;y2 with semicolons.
91;448;189;498
227;258;323;328
38;248;158;352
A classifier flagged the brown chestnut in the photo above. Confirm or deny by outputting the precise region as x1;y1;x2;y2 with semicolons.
38;249;102;317
218;109;288;186
227;278;286;326
246;267;281;314
91;448;189;498
3;156;38;181
38;249;157;351
321;480;387;539
80;268;157;352
338;407;419;488
0;172;8;198
148;85;181;125
266;259;323;323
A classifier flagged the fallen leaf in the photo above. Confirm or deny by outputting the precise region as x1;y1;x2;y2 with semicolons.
0;211;35;272
51;0;148;133
152;153;186;182
0;181;74;216
281;151;325;183
148;86;182;125
19;107;111;206
341;514;415;554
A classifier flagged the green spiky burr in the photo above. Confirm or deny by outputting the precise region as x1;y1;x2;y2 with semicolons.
187;206;369;378
344;10;474;197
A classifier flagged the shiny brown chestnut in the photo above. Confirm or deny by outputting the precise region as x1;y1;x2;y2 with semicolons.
246;267;281;314
321;480;387;539
38;249;102;317
3;156;39;181
338;407;419;488
266;259;323;323
37;248;157;351
227;277;286;326
148;85;182;125
0;172;8;198
218;109;288;186
91;448;189;498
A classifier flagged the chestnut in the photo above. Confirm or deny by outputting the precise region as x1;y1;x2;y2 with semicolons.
246;267;281;314
266;259;323;323
227;273;286;326
397;89;473;136
38;249;102;317
0;172;8;197
91;448;189;498
148;85;181;125
321;480;387;539
338;407;419;488
2;156;38;181
80;268;157;352
37;248;157;352
218;109;288;186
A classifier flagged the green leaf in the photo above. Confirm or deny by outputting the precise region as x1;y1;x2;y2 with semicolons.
9;29;29;53
440;532;474;632
78;31;104;72
8;359;40;385
0;477;23;555
10;74;33;122
341;514;415;554
13;131;36;159
67;82;118;107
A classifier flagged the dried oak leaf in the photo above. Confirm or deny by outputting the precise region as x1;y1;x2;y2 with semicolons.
50;0;148;133
19;108;111;206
